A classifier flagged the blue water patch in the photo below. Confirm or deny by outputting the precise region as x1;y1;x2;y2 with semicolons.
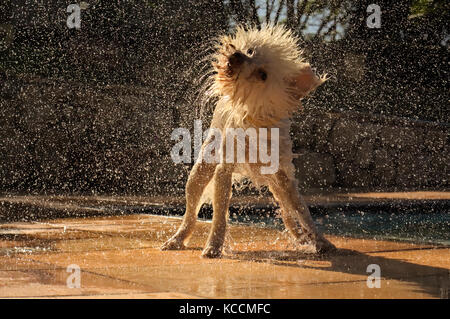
314;210;450;245
221;205;450;246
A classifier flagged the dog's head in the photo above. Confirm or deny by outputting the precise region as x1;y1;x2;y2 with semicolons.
211;24;326;120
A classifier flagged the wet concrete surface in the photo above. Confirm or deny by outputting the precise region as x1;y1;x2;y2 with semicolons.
0;199;449;298
1;191;449;222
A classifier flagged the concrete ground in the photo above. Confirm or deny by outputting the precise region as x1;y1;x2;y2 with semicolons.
0;192;449;299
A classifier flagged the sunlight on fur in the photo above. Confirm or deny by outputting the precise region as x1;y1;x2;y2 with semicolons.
162;24;335;258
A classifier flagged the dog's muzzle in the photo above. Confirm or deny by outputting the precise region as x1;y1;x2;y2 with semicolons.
225;52;246;77
228;52;245;67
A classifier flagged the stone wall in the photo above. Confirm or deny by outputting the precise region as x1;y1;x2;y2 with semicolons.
1;75;448;194
291;109;449;190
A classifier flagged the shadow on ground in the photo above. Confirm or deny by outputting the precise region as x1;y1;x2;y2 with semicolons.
225;247;449;298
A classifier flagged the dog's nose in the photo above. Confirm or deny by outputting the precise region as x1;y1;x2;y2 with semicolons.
228;52;245;67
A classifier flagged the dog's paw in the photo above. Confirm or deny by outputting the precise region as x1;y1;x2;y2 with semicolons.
201;245;223;258
313;236;337;254
296;234;336;254
161;238;186;251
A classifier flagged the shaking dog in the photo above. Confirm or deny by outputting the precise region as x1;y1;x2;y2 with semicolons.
162;24;336;258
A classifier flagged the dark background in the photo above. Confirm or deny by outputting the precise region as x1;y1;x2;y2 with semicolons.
0;0;448;195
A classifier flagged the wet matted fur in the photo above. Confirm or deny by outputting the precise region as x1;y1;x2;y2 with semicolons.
162;24;335;258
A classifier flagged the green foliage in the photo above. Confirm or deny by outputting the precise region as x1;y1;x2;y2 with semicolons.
410;0;447;16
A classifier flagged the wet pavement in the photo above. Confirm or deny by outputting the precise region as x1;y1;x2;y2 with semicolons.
1;191;449;221
0;193;449;298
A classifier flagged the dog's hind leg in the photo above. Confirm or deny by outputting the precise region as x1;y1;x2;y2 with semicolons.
202;163;234;258
268;170;336;253
161;161;217;250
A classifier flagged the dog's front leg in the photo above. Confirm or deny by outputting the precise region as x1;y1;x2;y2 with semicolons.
202;163;234;258
161;161;217;250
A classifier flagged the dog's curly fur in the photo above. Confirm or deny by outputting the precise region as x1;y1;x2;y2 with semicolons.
162;24;335;258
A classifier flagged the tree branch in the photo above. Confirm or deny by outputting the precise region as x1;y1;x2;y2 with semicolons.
286;0;295;29
274;0;285;25
249;0;261;28
266;0;276;23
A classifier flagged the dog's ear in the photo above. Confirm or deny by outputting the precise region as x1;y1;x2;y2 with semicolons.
287;63;326;100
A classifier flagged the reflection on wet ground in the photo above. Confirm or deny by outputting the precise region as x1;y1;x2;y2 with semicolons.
1;193;448;244
0;211;448;298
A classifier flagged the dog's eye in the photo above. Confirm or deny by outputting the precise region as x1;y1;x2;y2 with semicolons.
247;48;254;55
258;69;267;81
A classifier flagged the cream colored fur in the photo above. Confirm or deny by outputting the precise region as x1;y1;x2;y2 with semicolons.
161;24;335;258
